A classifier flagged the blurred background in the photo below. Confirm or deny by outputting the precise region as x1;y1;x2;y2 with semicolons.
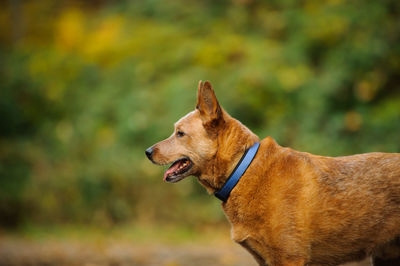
0;0;399;265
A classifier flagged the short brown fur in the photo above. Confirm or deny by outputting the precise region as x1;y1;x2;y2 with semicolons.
146;81;400;266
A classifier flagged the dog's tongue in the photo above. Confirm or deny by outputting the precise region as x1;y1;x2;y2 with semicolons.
163;161;181;181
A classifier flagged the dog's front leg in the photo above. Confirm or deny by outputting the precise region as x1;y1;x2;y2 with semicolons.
239;239;306;266
239;239;268;266
276;259;306;266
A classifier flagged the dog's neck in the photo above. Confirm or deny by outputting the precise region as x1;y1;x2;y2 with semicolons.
197;117;259;194
214;142;260;201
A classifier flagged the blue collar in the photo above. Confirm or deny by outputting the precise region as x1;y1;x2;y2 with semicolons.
214;142;260;202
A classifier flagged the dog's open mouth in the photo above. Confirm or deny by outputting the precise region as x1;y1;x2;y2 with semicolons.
163;157;193;183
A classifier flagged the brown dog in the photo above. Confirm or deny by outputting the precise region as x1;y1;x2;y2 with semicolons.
145;81;400;266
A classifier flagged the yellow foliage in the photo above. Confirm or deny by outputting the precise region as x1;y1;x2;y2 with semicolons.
306;15;348;43
82;15;124;65
55;9;85;51
97;126;116;148
194;34;245;67
277;65;312;91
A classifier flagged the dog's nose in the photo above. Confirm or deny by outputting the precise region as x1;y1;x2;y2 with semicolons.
145;147;154;160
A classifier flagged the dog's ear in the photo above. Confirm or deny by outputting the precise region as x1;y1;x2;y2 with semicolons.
196;80;224;130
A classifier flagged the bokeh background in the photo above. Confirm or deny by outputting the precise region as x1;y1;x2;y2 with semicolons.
0;0;399;265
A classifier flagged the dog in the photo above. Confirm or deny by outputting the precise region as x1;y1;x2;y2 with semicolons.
145;81;400;266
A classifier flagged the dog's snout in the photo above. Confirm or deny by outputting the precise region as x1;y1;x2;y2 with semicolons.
145;147;154;160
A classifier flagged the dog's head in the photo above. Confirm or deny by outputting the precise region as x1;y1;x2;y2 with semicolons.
145;81;258;192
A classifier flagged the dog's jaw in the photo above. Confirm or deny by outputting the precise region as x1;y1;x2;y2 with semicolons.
163;157;194;183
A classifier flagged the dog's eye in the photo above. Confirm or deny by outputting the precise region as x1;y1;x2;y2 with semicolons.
176;131;185;138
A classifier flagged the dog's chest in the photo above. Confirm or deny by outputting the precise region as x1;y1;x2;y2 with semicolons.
222;200;267;242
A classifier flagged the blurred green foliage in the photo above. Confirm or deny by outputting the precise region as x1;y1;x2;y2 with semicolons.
0;0;399;229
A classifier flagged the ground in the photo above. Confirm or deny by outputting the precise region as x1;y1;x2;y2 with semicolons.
0;238;372;266
0;225;371;266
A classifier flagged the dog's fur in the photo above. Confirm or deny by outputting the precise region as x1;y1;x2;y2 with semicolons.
146;81;400;266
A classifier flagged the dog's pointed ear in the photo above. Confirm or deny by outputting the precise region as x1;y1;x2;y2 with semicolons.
196;80;223;129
